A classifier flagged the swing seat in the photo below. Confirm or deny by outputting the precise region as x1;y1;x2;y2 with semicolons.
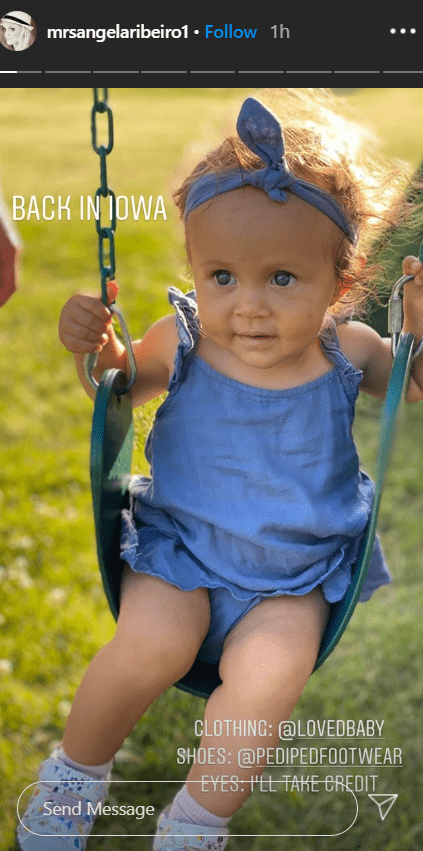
91;369;133;620
91;335;414;700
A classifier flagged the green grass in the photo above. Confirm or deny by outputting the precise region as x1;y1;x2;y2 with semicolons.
1;88;423;850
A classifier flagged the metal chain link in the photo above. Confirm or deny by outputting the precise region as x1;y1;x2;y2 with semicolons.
84;89;137;392
91;88;116;305
388;274;423;360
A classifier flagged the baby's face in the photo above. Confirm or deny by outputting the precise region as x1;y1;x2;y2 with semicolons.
186;187;342;386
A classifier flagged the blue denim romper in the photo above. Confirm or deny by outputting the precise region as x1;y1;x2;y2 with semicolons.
121;288;390;663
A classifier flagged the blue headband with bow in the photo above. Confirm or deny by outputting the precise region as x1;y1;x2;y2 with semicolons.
185;97;357;244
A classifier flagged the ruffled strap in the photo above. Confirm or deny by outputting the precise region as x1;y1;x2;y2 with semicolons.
167;287;200;391
319;317;363;405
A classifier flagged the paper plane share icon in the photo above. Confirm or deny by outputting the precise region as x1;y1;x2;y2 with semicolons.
368;794;398;821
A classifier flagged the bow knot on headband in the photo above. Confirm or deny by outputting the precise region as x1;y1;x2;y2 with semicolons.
185;97;357;245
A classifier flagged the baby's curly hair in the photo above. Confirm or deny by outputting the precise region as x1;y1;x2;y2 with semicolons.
173;89;415;319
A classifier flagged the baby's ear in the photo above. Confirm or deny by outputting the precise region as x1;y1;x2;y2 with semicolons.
331;253;366;304
330;277;352;305
184;239;192;265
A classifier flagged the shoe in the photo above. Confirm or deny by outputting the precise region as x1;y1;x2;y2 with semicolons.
152;806;228;850
16;749;110;850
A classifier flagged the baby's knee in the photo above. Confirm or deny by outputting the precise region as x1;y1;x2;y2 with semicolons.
218;594;328;700
115;573;210;685
111;620;205;687
221;634;298;688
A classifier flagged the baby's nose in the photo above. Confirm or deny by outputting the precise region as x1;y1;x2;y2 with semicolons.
235;286;270;316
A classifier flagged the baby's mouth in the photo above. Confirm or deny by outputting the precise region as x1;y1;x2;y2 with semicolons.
237;333;276;344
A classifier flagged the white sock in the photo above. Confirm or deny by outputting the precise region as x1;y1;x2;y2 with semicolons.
169;784;230;828
57;746;113;778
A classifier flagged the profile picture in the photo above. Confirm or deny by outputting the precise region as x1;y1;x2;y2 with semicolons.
0;10;36;50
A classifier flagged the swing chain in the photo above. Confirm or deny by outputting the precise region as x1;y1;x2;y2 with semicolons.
84;89;137;394
91;87;116;302
388;274;423;360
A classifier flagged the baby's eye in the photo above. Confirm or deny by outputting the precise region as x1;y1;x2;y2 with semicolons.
272;271;296;287
213;270;235;286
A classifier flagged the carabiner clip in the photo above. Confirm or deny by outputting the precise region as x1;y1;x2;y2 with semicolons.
388;274;423;360
84;302;137;393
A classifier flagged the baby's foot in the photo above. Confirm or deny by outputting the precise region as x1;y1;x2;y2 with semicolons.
16;749;110;850
152;806;228;850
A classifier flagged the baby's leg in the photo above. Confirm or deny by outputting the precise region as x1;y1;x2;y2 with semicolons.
62;568;210;765
185;588;328;817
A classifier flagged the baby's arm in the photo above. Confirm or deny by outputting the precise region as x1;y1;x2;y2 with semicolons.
59;283;179;407
337;256;423;404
